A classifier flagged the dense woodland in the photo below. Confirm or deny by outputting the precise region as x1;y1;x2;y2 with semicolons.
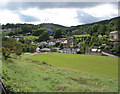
1;17;120;59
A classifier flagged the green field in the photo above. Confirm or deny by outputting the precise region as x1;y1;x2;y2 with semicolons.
2;53;118;92
24;35;39;41
73;34;90;38
27;53;118;79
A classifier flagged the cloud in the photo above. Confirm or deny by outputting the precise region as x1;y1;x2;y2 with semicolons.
0;2;115;11
19;8;80;26
0;10;21;24
76;10;100;24
76;3;118;24
82;4;118;18
18;13;40;22
0;2;118;26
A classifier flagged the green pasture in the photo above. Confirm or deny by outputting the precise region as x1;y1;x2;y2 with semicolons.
25;53;118;79
73;34;90;38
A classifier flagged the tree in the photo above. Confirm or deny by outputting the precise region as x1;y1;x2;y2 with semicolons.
91;24;99;36
55;42;60;47
53;28;62;39
2;37;23;59
60;44;64;49
14;42;23;56
29;46;35;53
21;25;33;33
38;31;50;42
32;28;46;36
98;25;106;35
79;42;86;54
2;47;12;60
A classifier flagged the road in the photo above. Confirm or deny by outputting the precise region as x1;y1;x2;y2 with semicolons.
102;52;117;57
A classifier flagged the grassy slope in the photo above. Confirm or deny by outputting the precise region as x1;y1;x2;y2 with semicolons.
26;53;118;79
2;56;118;92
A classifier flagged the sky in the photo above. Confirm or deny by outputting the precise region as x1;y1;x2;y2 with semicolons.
0;1;118;27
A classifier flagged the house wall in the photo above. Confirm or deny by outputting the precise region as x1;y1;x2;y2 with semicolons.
109;31;119;41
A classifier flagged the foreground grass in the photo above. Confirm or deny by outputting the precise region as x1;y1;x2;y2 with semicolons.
2;56;118;92
26;53;118;79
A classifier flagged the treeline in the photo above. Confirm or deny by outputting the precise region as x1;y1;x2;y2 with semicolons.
2;17;120;37
66;17;119;36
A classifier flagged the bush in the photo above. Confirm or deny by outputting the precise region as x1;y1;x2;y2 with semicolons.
2;37;23;59
29;46;35;53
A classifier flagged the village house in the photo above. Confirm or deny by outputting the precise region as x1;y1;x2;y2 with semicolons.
86;47;101;55
61;40;68;47
51;48;60;52
61;48;80;54
12;35;24;41
40;48;51;52
36;47;40;52
56;38;67;43
66;37;77;48
98;34;102;38
5;35;10;38
48;39;57;43
49;36;53;39
109;31;119;41
48;42;55;46
37;41;48;46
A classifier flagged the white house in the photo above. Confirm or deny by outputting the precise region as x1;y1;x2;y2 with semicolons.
5;36;10;38
36;47;40;52
37;41;48;46
91;49;97;52
98;34;102;38
40;48;51;52
48;42;55;46
62;40;67;44
109;31;119;41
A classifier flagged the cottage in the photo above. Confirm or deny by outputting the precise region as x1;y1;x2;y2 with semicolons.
51;48;60;52
11;35;24;41
5;36;10;38
48;42;55;46
15;38;20;41
109;31;119;41
98;34;102;38
61;48;79;54
91;49;97;52
40;48;51;52
37;41;48;46
102;44;106;46
86;47;101;55
50;36;53;39
62;40;67;44
36;47;40;52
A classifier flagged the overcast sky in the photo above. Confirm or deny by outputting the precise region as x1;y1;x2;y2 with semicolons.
0;1;118;26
